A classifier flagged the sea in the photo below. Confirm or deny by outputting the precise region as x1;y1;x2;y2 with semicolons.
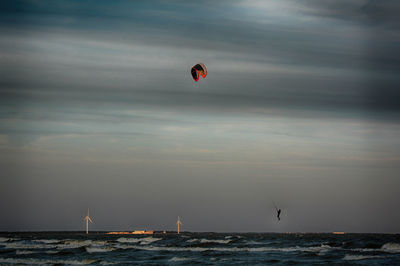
0;232;399;265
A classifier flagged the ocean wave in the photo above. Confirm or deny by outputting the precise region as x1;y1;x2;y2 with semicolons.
117;237;161;245
4;239;336;255
169;257;191;262
99;261;117;265
86;246;116;253
351;248;376;252
117;237;142;244
3;241;57;250
140;237;162;244
16;250;36;255
381;242;400;253
56;240;93;250
303;244;335;253
0;237;10;242
114;244;133;250
343;255;384;261
199;239;231;244
246;241;263;245
46;250;59;254
224;235;243;240
186;238;198;243
0;258;97;265
34;239;60;244
350;242;400;254
109;243;337;254
113;244;204;252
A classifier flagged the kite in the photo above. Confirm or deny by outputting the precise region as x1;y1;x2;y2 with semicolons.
191;63;207;82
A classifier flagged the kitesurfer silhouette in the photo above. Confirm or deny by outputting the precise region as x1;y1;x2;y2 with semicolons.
272;200;282;221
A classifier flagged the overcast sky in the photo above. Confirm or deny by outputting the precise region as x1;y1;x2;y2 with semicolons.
1;0;400;233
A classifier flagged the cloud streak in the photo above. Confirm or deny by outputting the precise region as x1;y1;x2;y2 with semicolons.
1;0;399;114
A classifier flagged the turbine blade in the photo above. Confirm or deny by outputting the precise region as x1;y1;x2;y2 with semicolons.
89;217;93;223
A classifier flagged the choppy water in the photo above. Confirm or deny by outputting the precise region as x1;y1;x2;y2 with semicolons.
0;232;399;265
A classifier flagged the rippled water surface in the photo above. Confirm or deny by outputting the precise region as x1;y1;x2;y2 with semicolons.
0;232;399;264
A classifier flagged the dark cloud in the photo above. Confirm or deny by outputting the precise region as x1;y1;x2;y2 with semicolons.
295;0;400;27
1;0;399;115
291;0;400;111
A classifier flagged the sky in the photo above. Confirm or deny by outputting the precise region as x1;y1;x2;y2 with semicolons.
0;0;400;233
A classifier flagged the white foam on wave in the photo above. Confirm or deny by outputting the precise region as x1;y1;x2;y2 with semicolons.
381;242;400;253
199;239;231;244
246;241;263;245
114;244;204;252
117;237;142;243
35;239;60;244
186;238;198;243
303;244;335;253
343;254;384;261
351;248;375;252
110;243;335;253
140;237;162;244
117;237;161;245
3;241;57;250
0;237;10;242
350;242;400;254
56;239;93;249
93;240;108;245
114;244;132;250
3;239;73;252
86;246;115;253
169;257;191;262
0;258;97;265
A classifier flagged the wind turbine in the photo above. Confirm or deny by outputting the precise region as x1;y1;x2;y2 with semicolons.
176;216;182;234
84;208;93;234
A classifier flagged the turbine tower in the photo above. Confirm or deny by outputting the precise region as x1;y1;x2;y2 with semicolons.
176;216;182;234
84;208;93;234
